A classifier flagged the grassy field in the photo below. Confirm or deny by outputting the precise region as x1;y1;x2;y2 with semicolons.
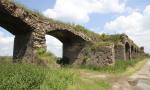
0;56;148;90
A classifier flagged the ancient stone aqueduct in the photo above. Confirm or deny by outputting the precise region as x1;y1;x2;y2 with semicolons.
0;0;146;66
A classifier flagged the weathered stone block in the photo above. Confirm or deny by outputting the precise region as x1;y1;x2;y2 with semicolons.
75;43;115;67
13;32;34;63
114;43;125;60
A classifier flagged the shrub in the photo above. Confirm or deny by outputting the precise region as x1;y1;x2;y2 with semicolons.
34;48;59;67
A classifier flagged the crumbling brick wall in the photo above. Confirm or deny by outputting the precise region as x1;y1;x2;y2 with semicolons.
74;43;115;67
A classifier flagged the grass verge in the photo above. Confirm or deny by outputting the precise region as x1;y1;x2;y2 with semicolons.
79;57;147;75
0;57;110;90
0;56;148;90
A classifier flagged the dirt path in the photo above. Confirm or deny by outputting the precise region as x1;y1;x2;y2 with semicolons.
112;59;150;90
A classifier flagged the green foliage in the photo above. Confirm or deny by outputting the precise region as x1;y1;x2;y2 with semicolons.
36;48;46;55
99;33;111;41
35;48;59;67
109;34;122;43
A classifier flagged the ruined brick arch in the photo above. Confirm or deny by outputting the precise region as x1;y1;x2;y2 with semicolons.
134;47;137;53
0;0;145;66
125;42;131;60
0;9;31;35
131;45;134;59
131;45;134;54
131;45;139;59
0;15;34;63
46;29;87;64
0;0;92;64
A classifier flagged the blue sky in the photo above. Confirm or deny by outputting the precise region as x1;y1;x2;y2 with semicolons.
0;0;150;56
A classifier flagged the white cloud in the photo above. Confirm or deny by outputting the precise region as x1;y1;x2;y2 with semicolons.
0;28;14;56
46;35;62;57
43;0;127;24
104;5;150;54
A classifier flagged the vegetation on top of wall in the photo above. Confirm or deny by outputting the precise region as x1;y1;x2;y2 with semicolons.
109;34;122;43
99;34;122;43
84;42;113;52
73;25;103;41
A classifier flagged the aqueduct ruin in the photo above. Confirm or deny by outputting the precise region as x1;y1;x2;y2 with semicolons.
0;0;146;66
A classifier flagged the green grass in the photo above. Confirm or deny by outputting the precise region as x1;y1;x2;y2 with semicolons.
79;57;146;74
40;68;77;90
69;78;110;90
0;54;147;90
0;62;46;90
0;58;75;90
0;57;110;90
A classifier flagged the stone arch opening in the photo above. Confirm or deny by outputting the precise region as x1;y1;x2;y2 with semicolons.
134;48;137;53
131;46;134;53
125;42;131;60
131;45;134;58
46;30;87;64
45;35;63;58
